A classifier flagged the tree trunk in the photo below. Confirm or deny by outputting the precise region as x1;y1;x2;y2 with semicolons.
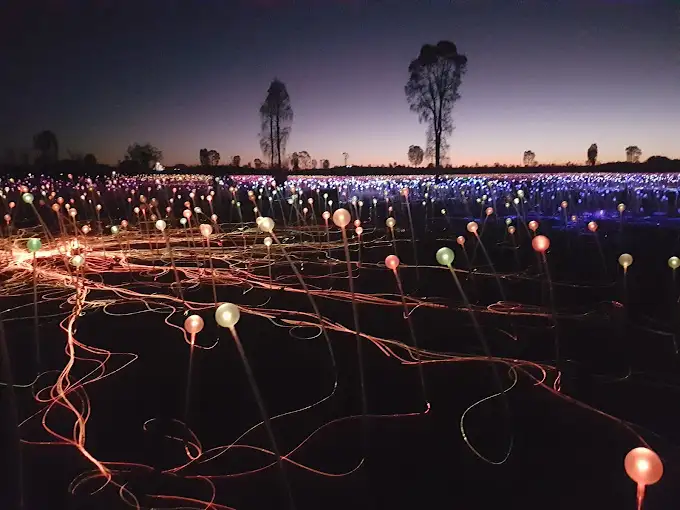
434;127;441;168
275;105;282;169
269;112;274;168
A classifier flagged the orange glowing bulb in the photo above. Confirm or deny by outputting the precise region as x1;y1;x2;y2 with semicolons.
466;221;478;233
624;447;663;486
485;207;493;216
356;226;363;236
456;235;465;245
354;219;361;228
588;221;598;232
532;235;550;253
332;208;351;228
385;254;400;271
183;209;192;219
528;220;538;232
322;211;330;221
184;315;205;335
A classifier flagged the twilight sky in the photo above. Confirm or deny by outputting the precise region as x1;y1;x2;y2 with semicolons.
1;0;678;167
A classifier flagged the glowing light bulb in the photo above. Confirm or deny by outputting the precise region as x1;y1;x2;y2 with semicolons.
322;211;330;221
183;209;192;219
485;207;493;216
155;219;167;231
505;218;512;225
436;247;454;266
668;256;680;270
22;192;34;204
199;223;213;237
561;201;568;209
624;447;663;486
456;235;465;245
386;217;396;229
618;203;626;213
215;303;240;328
180;217;187;226
111;225;119;235
81;225;91;235
184;315;204;334
26;238;42;253
532;235;550;253
259;216;275;233
528;220;539;232
385;254;400;270
618;253;633;269
508;226;516;235
333;208;351;228
70;254;84;267
264;236;272;247
356;226;363;236
466;221;478;233
588;221;598;232
354;219;361;228
70;209;78;218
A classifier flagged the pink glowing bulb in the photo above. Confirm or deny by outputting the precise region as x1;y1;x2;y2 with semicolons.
184;201;191;208
57;197;64;204
211;214;218;222
401;188;409;197
456;235;465;245
184;315;205;335
354;219;361;228
52;203;60;212
4;214;10;223
356;226;363;236
528;220;539;232
508;226;516;235
625;447;663;486
69;209;77;217
466;221;478;233
199;223;213;237
81;225;90;235
121;220;128;228
485;207;493;216
332;208;351;228
322;211;330;221
532;235;550;253
183;209;192;219
302;207;308;214
385;254;400;271
588;221;598;232
9;202;15;209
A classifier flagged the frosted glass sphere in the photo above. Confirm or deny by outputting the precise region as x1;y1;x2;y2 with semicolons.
618;253;633;269
466;221;478;233
184;315;204;334
199;223;213;237
215;303;240;328
155;219;166;231
436;247;454;266
668;256;680;270
385;217;396;229
624;447;663;486
264;236;272;247
532;235;550;253
22;193;34;204
259;216;275;233
333;209;351;228
385;254;400;270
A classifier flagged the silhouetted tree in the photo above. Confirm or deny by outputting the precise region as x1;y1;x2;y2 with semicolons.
199;148;209;166
259;79;293;168
625;145;642;163
126;143;162;169
297;150;312;170
33;130;59;165
587;143;598;166
311;159;317;169
407;145;424;166
231;155;241;167
206;150;219;166
342;152;349;166
254;158;263;169
290;152;300;170
405;41;467;167
83;153;97;166
322;159;330;170
523;150;536;167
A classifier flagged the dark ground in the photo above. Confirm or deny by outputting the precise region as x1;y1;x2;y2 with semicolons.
2;213;680;510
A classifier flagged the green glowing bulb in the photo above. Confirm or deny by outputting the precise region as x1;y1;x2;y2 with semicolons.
436;247;454;267
26;238;42;253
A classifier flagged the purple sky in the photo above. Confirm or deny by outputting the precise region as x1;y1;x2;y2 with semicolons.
1;0;678;167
